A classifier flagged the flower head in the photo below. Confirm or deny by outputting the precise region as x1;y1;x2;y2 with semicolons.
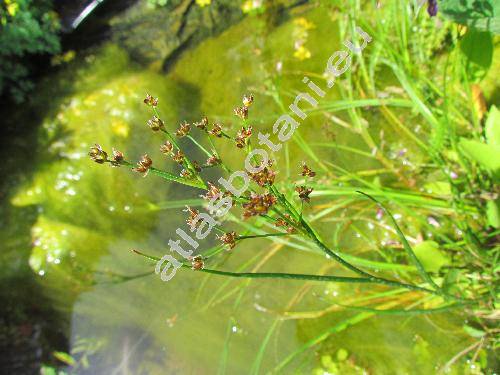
242;192;277;218
201;182;221;201
217;231;237;249
206;153;221;166
209;123;223;137
249;165;276;186
427;0;438;16
133;154;153;176
143;94;158;107
234;106;249;120
300;162;316;177
175;121;191;137
172;150;185;164
195;116;209;131
235;126;252;148
89;144;108;164
160;141;174;154
147;115;165;131
183;206;200;227
190;255;204;270
295;185;313;202
242;94;254;108
110;148;124;166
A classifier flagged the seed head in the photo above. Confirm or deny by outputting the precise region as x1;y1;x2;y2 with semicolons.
235;126;252;148
206;153;221;166
134;154;153;176
300;162;316;177
242;192;277;219
172;150;185;164
147;116;165;131
89;144;108;164
217;231;237;250
275;214;296;233
175;121;191;137
183;206;200;227
110;148;124;166
190;255;204;270
195;116;209;131
242;94;254;108
160;141;174;154
295;185;313;202
143;94;158;107
202;182;221;201
209;123;223;137
234;106;249;120
180;169;193;178
249;165;276;186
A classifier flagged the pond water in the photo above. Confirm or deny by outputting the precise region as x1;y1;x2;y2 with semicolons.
1;2;485;374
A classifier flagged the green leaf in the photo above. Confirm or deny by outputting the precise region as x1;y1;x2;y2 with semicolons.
485;105;500;146
460;29;493;81
53;351;76;366
440;0;500;34
413;241;450;273
423;181;451;195
459;138;500;172
463;324;486;338
486;200;500;228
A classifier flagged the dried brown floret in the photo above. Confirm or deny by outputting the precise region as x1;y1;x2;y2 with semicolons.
89;144;108;164
217;231;237;250
160;141;174;154
144;94;158;107
206;153;221;166
235;126;252;148
234;106;249;120
134;154;153;176
242;192;277;219
110;148;124;166
242;94;254;108
209;123;223;137
195;116;209;131
190;255;204;270
192;161;202;172
295;185;313;202
180;169;192;178
175;121;191;137
183;206;200;227
172;150;185;164
300;162;316;177
147;115;165;131
202;182;221;201
249;166;276;186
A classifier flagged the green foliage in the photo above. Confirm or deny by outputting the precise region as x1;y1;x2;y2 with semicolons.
0;0;60;102
440;0;500;34
460;29;493;82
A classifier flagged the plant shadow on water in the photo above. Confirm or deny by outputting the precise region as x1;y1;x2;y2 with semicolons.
1;0;499;374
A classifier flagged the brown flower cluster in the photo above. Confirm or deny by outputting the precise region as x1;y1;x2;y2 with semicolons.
111;148;124;166
295;185;313;202
143;94;158;107
147;115;165;131
175;121;191;137
194;116;209;131
217;231;237;250
190;255;204;270
180;169;193;178
234;93;254;120
89;144;108;164
206;153;221;166
172;150;185;164
236;126;252;148
202;182;222;201
209;123;223;137
249;164;276;186
242;192;277;219
275;214;296;233
134;154;153;176
160;141;174;154
300;162;316;177
183;206;200;227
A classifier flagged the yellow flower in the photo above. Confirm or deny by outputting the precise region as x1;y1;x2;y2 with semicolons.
294;17;315;30
196;0;211;7
294;45;311;60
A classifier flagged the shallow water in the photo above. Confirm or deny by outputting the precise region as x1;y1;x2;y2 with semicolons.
1;3;483;374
